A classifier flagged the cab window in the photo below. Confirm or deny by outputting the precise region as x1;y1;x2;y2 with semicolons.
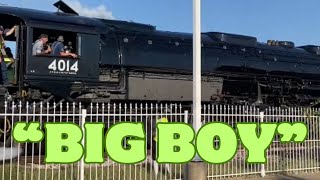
32;28;79;59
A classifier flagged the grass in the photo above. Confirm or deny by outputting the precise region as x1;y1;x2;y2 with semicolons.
2;158;318;180
206;156;320;179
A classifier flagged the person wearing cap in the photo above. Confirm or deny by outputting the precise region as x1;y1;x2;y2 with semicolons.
32;34;51;56
51;35;77;58
0;25;16;85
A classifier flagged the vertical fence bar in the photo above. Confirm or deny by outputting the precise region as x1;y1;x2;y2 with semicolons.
149;104;153;180
31;102;35;180
89;103;92;180
16;101;22;180
107;103;111;180
134;103;138;180
260;111;266;177
58;103;62;180
224;105;227;177
140;103;143;180
72;102;76;179
124;103;127;180
1;101;7;180
25;102;29;180
118;103;122;180
38;102;43;180
101;103;105;180
95;103;98;180
232;105;236;177
51;102;55;180
312;108;315;170
314;107;318;171
113;103;116;180
9;102;14;180
44;103;49;180
65;102;69;180
80;109;87;180
129;103;132;180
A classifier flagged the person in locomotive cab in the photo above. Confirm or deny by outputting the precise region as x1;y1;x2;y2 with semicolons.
32;34;51;56
4;47;14;67
64;41;73;53
0;25;16;85
51;36;77;58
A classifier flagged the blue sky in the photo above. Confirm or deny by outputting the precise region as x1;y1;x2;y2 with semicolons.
1;0;320;53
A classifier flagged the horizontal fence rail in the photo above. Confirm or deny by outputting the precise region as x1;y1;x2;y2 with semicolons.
0;101;319;179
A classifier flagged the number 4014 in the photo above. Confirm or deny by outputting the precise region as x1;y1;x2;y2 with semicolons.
48;59;79;72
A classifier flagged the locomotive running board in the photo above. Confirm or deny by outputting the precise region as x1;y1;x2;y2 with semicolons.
73;98;111;104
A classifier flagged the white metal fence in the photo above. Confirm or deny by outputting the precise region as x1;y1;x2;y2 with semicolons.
204;105;320;179
0;101;319;180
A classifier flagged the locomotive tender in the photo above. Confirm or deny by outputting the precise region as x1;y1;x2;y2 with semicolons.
1;0;320;107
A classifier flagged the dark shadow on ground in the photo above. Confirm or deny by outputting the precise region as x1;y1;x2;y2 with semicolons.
276;174;307;180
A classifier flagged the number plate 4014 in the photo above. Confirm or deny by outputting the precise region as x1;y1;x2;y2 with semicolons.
48;59;79;73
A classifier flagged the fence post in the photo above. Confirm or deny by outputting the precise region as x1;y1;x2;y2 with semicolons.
184;110;207;180
260;111;266;177
80;109;87;180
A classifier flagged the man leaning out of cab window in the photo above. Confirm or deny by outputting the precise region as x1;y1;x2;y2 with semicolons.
32;34;51;56
51;36;77;59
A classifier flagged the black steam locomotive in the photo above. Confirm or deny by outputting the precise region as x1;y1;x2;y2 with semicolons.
1;1;320;108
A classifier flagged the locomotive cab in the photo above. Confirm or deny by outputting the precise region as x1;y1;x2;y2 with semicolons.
0;3;106;103
26;26;100;80
0;13;25;86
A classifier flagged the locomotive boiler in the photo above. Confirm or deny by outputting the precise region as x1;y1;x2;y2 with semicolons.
0;0;320;108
